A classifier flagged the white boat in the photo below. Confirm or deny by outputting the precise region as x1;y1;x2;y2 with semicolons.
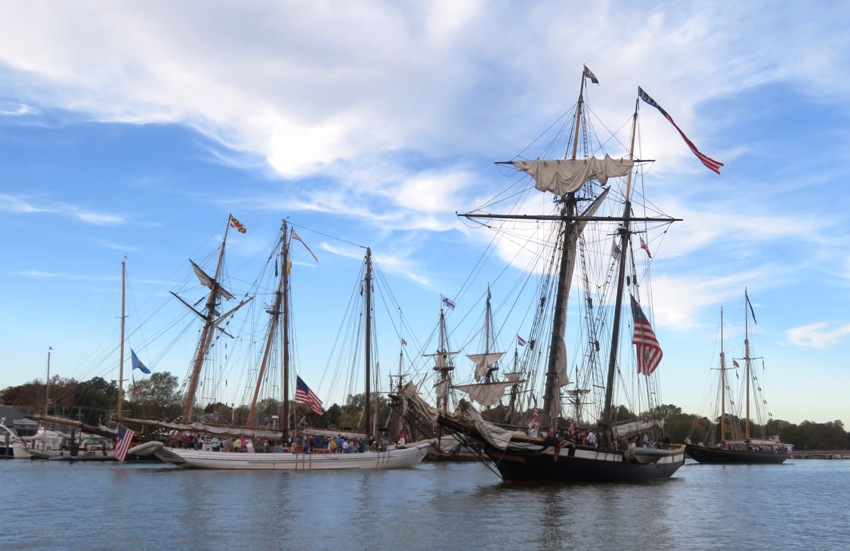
128;219;430;469
128;440;429;470
0;418;25;459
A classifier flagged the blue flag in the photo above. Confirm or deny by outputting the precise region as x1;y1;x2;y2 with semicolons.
441;294;456;311
131;349;151;374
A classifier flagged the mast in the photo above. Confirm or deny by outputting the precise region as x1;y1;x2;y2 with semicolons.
364;248;373;434
542;201;573;429
720;307;726;441
744;288;752;441
282;225;291;431
484;288;491;378
44;347;51;416
429;306;456;416
118;259;126;419
541;71;588;429
391;333;407;438
247;221;287;427
602;98;639;448
178;216;253;423
505;347;520;421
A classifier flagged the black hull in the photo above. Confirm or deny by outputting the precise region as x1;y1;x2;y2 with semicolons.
426;450;483;462
484;444;684;483
685;444;789;465
439;415;684;482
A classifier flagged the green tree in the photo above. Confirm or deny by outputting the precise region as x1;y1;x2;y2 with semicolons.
129;372;181;421
75;377;119;424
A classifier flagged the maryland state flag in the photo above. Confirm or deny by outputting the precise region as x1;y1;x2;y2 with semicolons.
229;215;247;234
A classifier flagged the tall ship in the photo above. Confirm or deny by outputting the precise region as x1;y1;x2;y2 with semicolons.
685;290;792;464
127;218;429;469
396;67;727;482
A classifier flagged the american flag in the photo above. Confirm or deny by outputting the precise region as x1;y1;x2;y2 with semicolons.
630;295;663;376
115;424;135;462
295;376;324;416
638;87;724;174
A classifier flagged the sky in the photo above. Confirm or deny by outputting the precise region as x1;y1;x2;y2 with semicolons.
1;1;849;426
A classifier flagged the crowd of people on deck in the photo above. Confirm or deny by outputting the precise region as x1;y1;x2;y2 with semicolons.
527;421;670;451
166;431;405;454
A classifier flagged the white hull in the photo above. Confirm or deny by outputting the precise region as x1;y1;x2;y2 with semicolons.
12;443;32;459
27;449;64;460
129;440;431;470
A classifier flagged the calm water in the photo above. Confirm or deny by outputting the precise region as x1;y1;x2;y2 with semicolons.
2;458;848;550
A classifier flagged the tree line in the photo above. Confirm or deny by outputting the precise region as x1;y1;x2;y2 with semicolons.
2;375;848;451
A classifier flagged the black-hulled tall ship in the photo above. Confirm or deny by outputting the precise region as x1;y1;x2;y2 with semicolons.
427;68;727;482
685;290;791;465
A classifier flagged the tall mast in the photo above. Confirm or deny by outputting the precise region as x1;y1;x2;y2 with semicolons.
744;288;752;440
542;200;573;429
281;224;291;431
484;287;491;370
247;221;287;427
364;248;373;434
431;306;456;416
181;219;230;422
177;216;252;423
541;71;587;429
720;307;726;441
44;347;51;416
602;97;639;448
391;329;406;438
118;259;126;419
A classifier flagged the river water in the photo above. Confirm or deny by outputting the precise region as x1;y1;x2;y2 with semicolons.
2;457;848;550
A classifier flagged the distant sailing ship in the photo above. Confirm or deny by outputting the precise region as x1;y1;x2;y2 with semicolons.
685;290;792;464
396;67;725;482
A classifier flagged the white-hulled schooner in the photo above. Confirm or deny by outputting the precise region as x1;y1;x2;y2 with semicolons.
128;218;429;469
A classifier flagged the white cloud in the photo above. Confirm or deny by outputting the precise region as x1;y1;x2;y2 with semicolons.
787;322;850;349
0;193;124;226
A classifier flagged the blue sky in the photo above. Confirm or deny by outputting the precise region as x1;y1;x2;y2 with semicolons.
1;2;849;425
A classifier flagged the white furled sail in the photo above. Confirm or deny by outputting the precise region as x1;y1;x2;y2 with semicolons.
513;155;634;195
454;381;515;407
467;352;505;381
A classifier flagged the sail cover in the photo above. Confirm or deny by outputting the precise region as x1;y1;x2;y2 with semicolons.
454;381;515;407
513;156;634;195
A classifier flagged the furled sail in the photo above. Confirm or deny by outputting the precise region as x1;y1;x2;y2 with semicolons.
467;352;505;381
435;378;450;411
513;155;634;195
191;260;234;301
454;381;515;407
119;417;283;439
556;338;569;387
551;188;609;394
